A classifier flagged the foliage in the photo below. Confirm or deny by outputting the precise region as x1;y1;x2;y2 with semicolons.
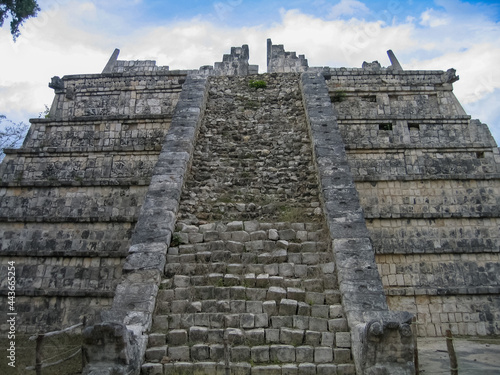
332;90;346;102
0;114;29;161
277;205;305;222
39;104;50;118
170;233;181;247
248;79;267;89
379;123;393;131
0;0;40;40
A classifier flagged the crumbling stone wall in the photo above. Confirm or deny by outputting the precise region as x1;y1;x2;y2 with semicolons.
49;72;183;119
2;41;500;374
199;44;259;77
267;39;310;73
0;64;184;334
301;71;414;375
326;61;500;337
138;73;361;375
178;73;322;223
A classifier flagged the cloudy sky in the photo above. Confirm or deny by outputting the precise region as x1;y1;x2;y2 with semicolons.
1;0;500;144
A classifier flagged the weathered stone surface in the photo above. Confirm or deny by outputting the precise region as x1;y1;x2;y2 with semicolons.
6;40;500;375
315;347;333;363
82;322;141;375
270;344;296;362
231;346;251;362
251;345;270;363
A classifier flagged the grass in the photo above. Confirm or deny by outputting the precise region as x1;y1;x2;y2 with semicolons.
170;233;181;247
277;206;305;222
0;334;83;375
332;90;346;103
244;100;260;109
248;80;267;89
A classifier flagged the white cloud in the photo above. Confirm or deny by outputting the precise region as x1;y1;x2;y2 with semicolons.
1;1;499;144
329;0;370;19
78;2;97;13
420;9;449;27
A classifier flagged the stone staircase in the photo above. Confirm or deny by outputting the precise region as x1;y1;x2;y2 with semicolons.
142;221;355;375
140;74;356;374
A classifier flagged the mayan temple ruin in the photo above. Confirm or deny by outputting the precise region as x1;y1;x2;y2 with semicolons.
1;39;499;374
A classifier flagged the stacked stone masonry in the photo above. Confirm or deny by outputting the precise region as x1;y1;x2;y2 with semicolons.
138;73;357;374
2;41;500;374
267;39;310;74
179;74;322;223
142;222;354;375
0;65;183;334
326;65;500;336
49;72;183;119
301;71;414;375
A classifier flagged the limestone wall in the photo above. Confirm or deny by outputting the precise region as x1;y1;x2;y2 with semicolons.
23;118;170;150
49;72;184;119
0;63;183;335
329;66;500;336
0;222;133;256
3;42;500;373
388;294;500;337
0;186;147;221
0;152;159;185
357;180;500;219
178;73;322;223
339;119;497;150
137;72;364;375
367;217;500;254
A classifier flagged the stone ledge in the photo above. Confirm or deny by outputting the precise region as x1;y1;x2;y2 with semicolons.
0;216;138;223
336;114;471;121
375;248;500;255
30;113;174;123
364;212;500;220
0;289;116;298
62;70;192;80
385;286;500;296
4;146;163;154
301;71;414;374
325;68;445;75
0;179;151;188
82;75;209;375
338;117;471;124
345;144;494;151
0;250;129;257
354;174;500;182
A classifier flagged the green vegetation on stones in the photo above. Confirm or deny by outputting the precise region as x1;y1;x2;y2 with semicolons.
277;206;305;222
248;79;267;89
244;100;260;109
170;233;181;247
332;90;346;102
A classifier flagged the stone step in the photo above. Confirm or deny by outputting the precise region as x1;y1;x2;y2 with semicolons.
141;361;356;375
171;226;325;241
170;240;329;254
148;320;350;345
161;276;333;292
165;258;332;273
162;269;335;288
176;221;323;232
156;287;340;307
156;288;342;308
157;299;343;319
165;251;333;270
151;314;348;334
165;263;333;280
144;343;353;363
